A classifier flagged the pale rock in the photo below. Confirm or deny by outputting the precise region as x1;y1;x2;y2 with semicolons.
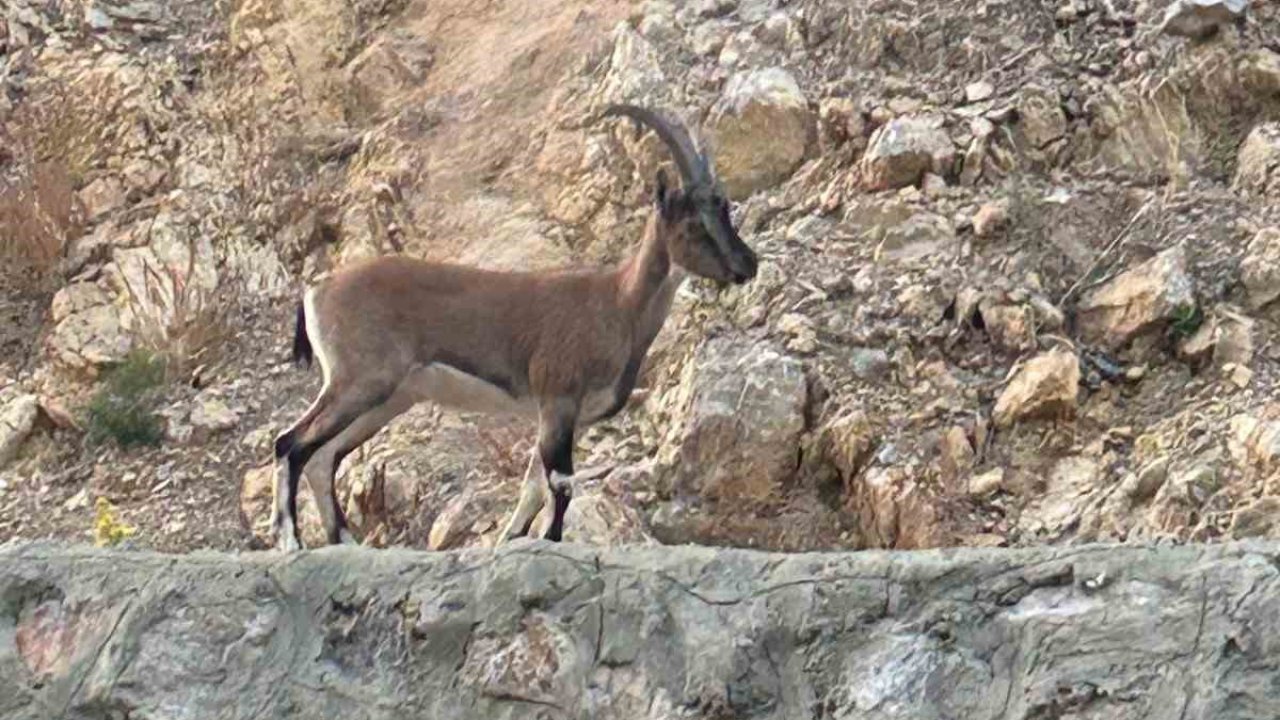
1159;0;1247;39
993;349;1079;427
1016;85;1067;164
46;283;131;372
848;466;944;549
971;200;1009;238
0;392;39;468
1018;455;1100;537
530;490;654;546
968;468;1005;497
1234;123;1280;197
78;176;127;221
675;339;807;505
860;116;955;190
1146;463;1219;533
1240;49;1280;97
345;35;432;120
1076;245;1195;350
601;24;666;104
707;67;811;199
1229;497;1280;539
964;80;994;103
980;300;1035;352
1240;227;1280;310
849;347;890;381
938;426;975;485
428;488;507;550
189;393;240;438
777;313;818;353
1123;457;1170;503
1229;413;1280;473
920;172;947;197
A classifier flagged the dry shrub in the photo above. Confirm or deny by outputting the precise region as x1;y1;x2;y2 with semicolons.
0;159;83;284
117;240;241;381
0;72;123;287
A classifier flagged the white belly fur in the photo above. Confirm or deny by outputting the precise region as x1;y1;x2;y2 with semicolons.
404;363;538;419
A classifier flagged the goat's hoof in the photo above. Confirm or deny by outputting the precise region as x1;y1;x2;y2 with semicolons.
337;528;359;546
276;533;303;553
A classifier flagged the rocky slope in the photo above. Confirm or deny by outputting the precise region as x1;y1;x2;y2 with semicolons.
4;539;1280;719
0;0;1278;554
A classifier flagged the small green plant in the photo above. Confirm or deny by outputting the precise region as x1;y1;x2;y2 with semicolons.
85;351;166;448
1170;303;1203;338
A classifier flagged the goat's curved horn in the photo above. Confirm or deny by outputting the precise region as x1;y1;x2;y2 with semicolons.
601;104;710;187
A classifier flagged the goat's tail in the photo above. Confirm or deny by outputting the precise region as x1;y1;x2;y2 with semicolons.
292;301;314;369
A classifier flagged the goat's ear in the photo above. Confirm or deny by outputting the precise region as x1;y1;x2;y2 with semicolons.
654;168;671;217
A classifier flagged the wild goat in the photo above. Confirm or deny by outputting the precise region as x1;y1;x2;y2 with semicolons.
270;104;758;551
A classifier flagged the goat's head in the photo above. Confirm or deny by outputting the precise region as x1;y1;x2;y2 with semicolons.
603;104;758;285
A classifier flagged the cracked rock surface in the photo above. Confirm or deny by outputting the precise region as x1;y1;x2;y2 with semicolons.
3;540;1279;719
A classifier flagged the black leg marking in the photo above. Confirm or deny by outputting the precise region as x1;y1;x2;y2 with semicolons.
538;402;577;542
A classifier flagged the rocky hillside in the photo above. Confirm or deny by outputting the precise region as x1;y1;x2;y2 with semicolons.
0;0;1278;554
4;540;1280;718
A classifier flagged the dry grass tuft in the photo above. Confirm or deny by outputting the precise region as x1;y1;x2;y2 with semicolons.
117;240;242;382
0;159;83;285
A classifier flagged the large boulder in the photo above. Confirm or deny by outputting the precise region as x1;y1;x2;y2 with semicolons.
993;349;1080;427
1075;245;1196;350
673;338;807;506
1234;122;1280;197
0;390;39;469
1241;228;1280;311
706;67;811;199
859;115;955;191
45;282;132;373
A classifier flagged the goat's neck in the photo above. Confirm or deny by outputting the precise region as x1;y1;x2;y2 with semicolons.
618;214;676;314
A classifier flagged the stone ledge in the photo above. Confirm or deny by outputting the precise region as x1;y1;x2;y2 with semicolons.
2;540;1278;719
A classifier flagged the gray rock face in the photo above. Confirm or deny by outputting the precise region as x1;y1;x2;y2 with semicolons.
3;541;1280;719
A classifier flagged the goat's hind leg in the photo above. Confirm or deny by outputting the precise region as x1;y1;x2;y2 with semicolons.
498;447;548;544
303;386;416;546
272;381;396;552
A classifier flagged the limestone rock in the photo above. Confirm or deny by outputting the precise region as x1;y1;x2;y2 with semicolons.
1229;413;1280;474
707;67;811;199
1076;245;1195;350
847;465;944;548
1160;0;1247;39
938;426;975;485
188;393;241;439
675;339;807;505
78;176;126;221
1016;85;1067;165
601;25;665;104
7;541;1280;718
0;391;39;469
860;116;955;190
428;488;506;550
345;34;432;121
530;490;654;546
1230;497;1280;539
1018;455;1101;538
1234;122;1280;197
993;349;1080;427
1240;228;1280;310
972;200;1009;238
45;283;132;373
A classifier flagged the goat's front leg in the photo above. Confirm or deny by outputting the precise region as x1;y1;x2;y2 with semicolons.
537;398;578;542
498;447;545;543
